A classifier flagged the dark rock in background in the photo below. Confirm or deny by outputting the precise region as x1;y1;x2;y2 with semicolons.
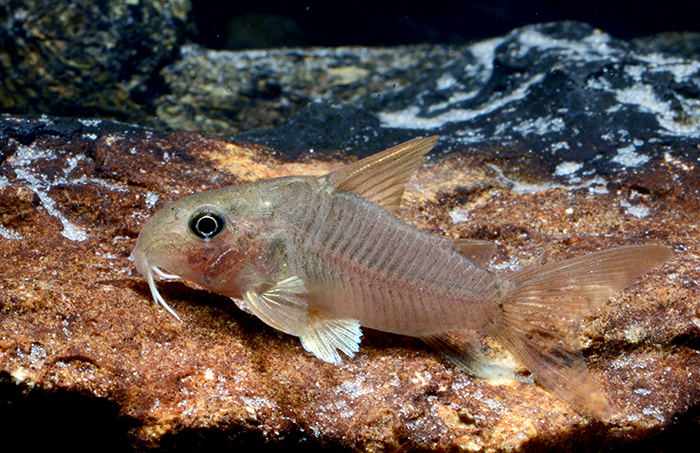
153;43;459;135
1;1;700;451
0;0;190;123
3;1;700;144
236;22;700;188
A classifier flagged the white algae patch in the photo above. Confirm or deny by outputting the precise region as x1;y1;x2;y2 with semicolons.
449;209;469;224
553;161;583;176
615;83;699;137
549;141;570;153
0;225;22;240
515;28;618;61
4;141;132;242
512;116;565;136
9;146;88;242
612;144;651;168
621;199;650;219
487;163;608;194
78;118;103;127
145;192;160;209
379;74;546;130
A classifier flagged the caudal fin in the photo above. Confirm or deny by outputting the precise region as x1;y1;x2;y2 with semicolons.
485;245;671;419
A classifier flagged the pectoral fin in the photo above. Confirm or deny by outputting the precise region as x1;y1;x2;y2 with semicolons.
300;310;362;365
321;136;439;214
243;276;309;336
243;277;363;364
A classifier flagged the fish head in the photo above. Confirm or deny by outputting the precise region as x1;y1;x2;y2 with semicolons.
130;186;265;319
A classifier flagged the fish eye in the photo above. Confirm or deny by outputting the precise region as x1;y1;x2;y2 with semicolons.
189;208;226;240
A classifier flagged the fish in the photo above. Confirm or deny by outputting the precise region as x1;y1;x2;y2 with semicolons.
130;136;671;419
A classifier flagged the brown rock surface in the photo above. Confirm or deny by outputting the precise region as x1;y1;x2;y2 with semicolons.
0;116;698;451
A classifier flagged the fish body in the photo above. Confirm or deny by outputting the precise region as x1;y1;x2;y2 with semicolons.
131;136;671;419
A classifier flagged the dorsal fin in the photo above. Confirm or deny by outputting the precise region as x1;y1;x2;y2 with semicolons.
320;136;439;214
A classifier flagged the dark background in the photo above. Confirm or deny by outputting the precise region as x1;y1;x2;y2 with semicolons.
191;0;700;50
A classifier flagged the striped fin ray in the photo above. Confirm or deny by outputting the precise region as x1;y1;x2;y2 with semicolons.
243;276;309;336
321;136;439;214
487;245;671;419
300;310;362;365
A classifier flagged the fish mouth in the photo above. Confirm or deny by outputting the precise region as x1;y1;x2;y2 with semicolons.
130;248;183;322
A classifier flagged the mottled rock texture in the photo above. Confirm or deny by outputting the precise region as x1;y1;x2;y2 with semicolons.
1;18;700;453
0;0;190;123
1;114;698;451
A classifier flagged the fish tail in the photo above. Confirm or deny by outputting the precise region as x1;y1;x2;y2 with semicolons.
484;245;671;419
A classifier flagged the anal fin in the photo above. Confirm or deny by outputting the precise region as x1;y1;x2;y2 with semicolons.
422;331;519;383
300;310;362;365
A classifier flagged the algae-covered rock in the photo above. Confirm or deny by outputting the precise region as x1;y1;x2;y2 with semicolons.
0;0;190;122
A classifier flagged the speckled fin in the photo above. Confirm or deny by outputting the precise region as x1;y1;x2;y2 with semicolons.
243;276;309;336
321;136;439;214
300;310;362;365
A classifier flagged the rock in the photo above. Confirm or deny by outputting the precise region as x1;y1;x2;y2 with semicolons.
243;22;700;179
1;20;699;452
1;110;699;451
153;43;460;135
0;0;191;123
